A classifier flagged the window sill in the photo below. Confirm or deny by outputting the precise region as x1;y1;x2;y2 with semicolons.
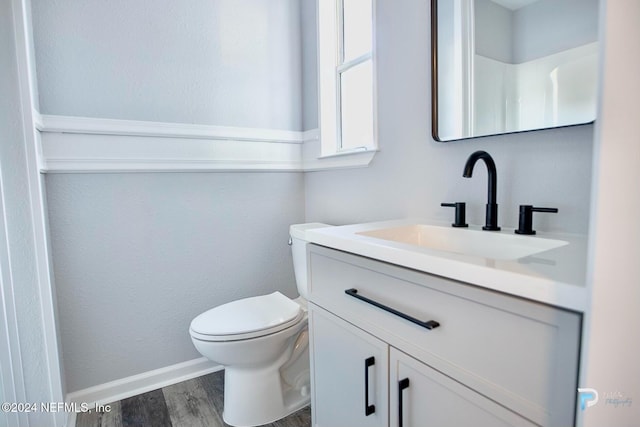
300;129;377;171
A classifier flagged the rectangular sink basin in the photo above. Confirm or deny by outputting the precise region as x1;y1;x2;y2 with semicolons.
357;224;568;260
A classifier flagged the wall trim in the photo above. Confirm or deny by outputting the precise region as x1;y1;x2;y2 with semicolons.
66;357;222;411
40;132;304;173
37;114;306;143
0;176;26;427
37;115;375;173
11;2;66;427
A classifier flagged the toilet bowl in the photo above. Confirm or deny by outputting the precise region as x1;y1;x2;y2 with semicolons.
189;223;328;427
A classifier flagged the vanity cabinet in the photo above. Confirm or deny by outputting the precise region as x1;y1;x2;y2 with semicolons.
310;307;388;427
389;348;536;427
308;244;581;427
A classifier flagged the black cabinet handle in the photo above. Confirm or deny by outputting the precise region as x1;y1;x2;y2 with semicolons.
345;288;440;330
398;378;410;427
364;357;376;416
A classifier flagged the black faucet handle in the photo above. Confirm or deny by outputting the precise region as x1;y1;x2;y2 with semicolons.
515;205;558;235
441;202;469;228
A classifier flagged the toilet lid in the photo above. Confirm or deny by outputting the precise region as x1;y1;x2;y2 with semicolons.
190;292;303;341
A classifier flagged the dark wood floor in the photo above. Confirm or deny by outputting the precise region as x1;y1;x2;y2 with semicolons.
76;370;311;427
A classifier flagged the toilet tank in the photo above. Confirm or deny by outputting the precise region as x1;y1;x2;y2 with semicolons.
290;223;330;300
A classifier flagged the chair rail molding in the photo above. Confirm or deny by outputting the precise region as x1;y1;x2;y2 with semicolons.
36;114;375;173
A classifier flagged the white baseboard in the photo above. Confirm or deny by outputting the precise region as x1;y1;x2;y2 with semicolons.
66;357;222;411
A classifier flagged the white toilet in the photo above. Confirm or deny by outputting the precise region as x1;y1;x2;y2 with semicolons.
189;223;328;427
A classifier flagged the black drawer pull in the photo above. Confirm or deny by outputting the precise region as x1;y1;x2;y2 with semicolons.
398;378;410;427
345;288;440;330
364;357;375;416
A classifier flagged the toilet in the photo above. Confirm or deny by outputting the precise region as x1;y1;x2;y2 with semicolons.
189;223;328;427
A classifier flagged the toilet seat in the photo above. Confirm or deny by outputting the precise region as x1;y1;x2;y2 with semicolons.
189;292;304;342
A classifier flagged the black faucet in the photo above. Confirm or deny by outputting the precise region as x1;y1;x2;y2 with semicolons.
463;151;500;231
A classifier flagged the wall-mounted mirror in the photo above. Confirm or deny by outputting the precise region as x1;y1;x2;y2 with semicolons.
431;0;599;142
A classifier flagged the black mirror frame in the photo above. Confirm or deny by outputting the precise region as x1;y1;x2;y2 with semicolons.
430;0;595;143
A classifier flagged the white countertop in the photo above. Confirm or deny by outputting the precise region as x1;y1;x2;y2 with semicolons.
306;219;589;312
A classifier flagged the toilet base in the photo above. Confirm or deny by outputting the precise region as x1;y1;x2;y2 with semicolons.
222;363;310;427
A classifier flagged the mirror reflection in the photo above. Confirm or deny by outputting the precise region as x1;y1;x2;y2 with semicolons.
432;0;599;141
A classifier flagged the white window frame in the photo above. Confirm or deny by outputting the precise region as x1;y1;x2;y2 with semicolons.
317;0;377;160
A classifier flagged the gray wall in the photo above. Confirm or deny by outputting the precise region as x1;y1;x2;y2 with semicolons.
512;0;599;63
475;0;599;64
475;0;513;63
0;0;58;424
46;173;304;392
32;0;307;392
31;0;303;130
301;0;318;130
304;0;593;235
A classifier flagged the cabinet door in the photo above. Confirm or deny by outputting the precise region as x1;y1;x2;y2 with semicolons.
389;348;537;427
309;305;388;427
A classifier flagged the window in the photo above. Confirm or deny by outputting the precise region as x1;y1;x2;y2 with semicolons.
318;0;376;157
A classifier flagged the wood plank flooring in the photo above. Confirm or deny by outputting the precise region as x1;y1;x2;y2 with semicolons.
76;370;311;427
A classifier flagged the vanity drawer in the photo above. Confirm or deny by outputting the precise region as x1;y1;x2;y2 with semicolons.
308;244;580;427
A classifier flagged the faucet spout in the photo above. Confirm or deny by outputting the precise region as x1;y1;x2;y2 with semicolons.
463;151;500;231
